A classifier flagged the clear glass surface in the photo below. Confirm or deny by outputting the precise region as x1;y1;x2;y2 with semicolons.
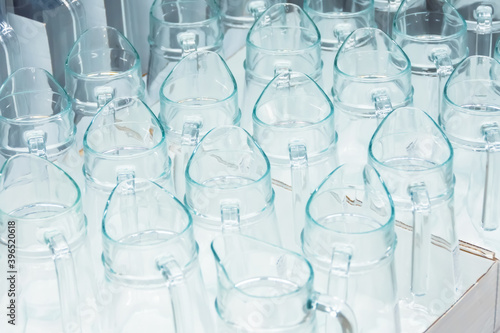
333;28;413;165
252;71;337;251
65;26;144;150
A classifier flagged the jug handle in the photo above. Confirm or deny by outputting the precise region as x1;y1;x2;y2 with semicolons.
474;5;493;57
481;123;500;231
289;142;310;248
174;121;201;197
372;88;393;124
25;130;48;159
430;48;454;117
156;256;214;333
408;183;431;296
327;245;353;302
311;292;357;333
44;231;82;333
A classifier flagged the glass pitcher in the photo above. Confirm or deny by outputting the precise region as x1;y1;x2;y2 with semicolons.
252;71;337;251
83;97;173;268
0;67;83;187
212;234;357;332
6;0;86;85
304;0;375;96
449;0;500;57
303;164;400;333
218;0;285;57
373;0;402;35
0;12;21;85
147;0;223;104
392;0;468;121
185;125;281;294
244;3;322;131
159;51;241;199
368;107;460;323
100;178;214;332
65;26;144;150
333;27;413;165
441;55;500;249
0;154;97;333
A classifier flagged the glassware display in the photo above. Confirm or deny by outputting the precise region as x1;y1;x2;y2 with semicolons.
185;126;281;293
392;0;468;120
147;0;223;104
0;67;82;186
252;71;337;251
303;164;400;332
0;155;97;333
65;26;144;149
368;107;460;318
304;0;375;95
101;178;214;332
83;97;172;267
333;28;413;164
441;55;500;249
159;51;240;198
212;234;357;332
244;3;322;130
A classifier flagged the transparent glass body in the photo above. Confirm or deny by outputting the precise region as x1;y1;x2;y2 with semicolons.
0;155;97;333
252;71;337;251
303;164;400;333
368;107;460;320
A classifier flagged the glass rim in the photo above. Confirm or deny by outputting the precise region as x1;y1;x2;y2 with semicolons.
305;164;395;235
392;5;467;41
159;51;238;107
101;178;194;248
443;55;500;117
185;126;272;190
304;0;375;19
150;0;221;28
83;96;167;158
246;3;321;53
0;67;73;124
333;28;412;82
0;154;82;222
252;72;334;130
367;107;454;171
211;234;314;299
64;26;142;79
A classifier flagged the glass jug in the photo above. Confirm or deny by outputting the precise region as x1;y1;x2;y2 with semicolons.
65;26;144;150
147;0;223;104
185;125;281;294
441;55;500;249
100;178;214;332
0;12;21;85
6;0;86;85
218;0;285;57
212;234;357;332
83;97;173;267
373;0;401;35
333;27;413;165
244;3;322;131
450;0;500;57
252;71;337;251
0;154;97;333
303;164;400;333
368;107;460;322
159;51;241;199
0;67;83;187
304;0;375;96
392;0;468;120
